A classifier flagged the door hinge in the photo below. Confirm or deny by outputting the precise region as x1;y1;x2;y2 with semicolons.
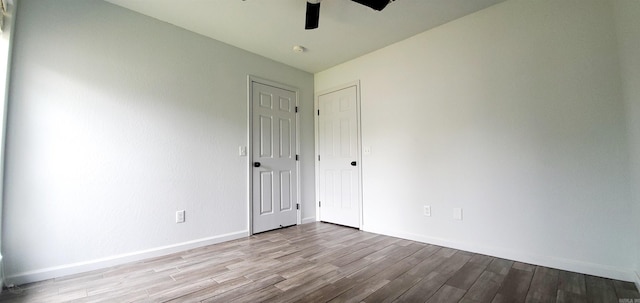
295;106;299;113
319;201;321;207
296;154;299;161
318;155;320;161
317;109;320;116
296;203;300;210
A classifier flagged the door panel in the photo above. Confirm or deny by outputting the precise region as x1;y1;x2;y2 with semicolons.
280;171;292;211
318;85;360;228
260;171;273;214
252;81;298;233
260;115;273;157
279;119;291;158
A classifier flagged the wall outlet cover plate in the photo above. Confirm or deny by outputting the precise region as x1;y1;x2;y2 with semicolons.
423;205;431;217
453;208;463;221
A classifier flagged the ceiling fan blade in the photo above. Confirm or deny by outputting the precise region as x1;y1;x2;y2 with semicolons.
305;1;321;30
351;0;392;11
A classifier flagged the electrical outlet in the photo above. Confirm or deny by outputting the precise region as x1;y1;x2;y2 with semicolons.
176;210;185;223
423;205;431;217
453;208;463;221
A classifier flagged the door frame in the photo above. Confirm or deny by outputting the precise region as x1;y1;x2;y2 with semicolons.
314;80;363;229
247;75;301;235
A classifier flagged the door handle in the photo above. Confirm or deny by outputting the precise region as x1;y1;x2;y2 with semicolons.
254;162;261;167
351;161;357;166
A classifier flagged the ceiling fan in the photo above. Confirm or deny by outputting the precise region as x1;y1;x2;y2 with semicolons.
305;0;394;30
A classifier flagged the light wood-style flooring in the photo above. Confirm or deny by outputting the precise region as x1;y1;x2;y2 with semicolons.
0;222;638;302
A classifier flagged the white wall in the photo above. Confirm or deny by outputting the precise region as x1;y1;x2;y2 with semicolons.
3;0;314;284
316;0;634;281
0;0;17;287
614;0;640;287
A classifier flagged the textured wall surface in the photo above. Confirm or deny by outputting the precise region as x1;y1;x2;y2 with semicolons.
316;0;634;281
3;0;314;283
614;0;640;286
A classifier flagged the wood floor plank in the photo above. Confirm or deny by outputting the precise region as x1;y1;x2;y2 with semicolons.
446;261;490;290
361;271;426;303
374;243;425;263
525;266;559;303
585;275;618;303
556;289;588;303
326;257;377;284
328;277;390;303
491;268;534;303
229;285;282;303
86;271;173;297
266;270;342;303
434;251;473;277
558;270;587;296
274;263;338;291
345;255;406;285
486;258;514;276
174;255;242;273
242;257;307;281
411;244;442;260
427;284;467;303
308;241;371;264
26;288;88;303
468;254;495;267
277;260;321;279
512;262;536;272
169;257;241;283
202;274;285;303
101;254;184;278
212;258;282;283
362;244;403;262
462;269;508;302
373;256;423;282
148;278;218;302
276;242;330;261
84;289;148;303
330;247;378;267
362;247;454;303
317;251;415;302
301;278;358;303
164;276;252;302
0;222;637;303
613;280;640;299
393;271;448;302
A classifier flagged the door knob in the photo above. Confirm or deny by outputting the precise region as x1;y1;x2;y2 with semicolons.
254;162;261;167
351;161;357;166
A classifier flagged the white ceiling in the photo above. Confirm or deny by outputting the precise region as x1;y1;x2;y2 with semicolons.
105;0;505;73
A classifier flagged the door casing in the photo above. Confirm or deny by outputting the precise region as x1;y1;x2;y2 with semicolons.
248;75;301;235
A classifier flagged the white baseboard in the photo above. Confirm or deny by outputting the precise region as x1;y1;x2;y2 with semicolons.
362;225;634;282
6;230;249;286
301;216;317;224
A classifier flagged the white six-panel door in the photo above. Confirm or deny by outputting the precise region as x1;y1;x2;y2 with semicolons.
318;85;360;228
251;81;298;234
